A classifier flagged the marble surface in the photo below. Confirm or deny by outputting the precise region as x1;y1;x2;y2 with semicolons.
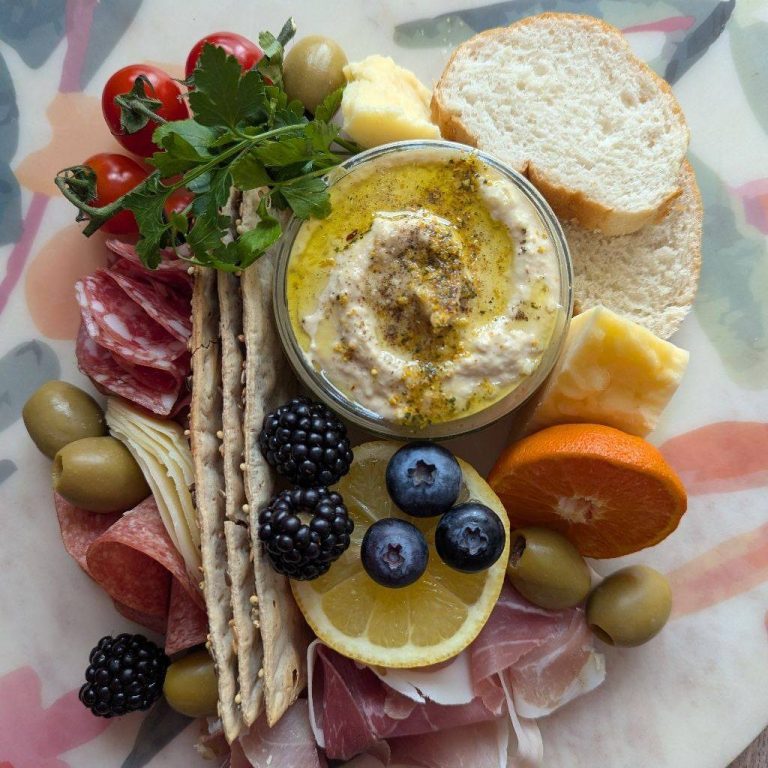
0;1;766;767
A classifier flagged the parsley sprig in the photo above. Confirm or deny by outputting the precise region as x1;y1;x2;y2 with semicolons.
55;19;359;272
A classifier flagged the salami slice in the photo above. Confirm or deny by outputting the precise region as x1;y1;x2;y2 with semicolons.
166;580;209;655
108;268;192;344
106;239;193;278
79;272;187;367
114;600;167;635
76;325;181;416
55;492;205;655
110;351;180;393
54;493;121;576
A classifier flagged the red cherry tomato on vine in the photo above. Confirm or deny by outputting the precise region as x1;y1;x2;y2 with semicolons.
163;188;195;222
185;32;264;79
84;153;148;235
102;64;189;158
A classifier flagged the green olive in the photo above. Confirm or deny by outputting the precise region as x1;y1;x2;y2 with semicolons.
283;35;348;113
53;436;149;513
23;380;106;458
586;565;672;647
163;648;219;718
507;527;591;610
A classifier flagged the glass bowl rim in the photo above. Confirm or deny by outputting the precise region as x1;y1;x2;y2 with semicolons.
272;138;573;440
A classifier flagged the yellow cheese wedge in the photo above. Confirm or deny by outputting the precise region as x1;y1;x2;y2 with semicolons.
341;55;440;148
106;397;201;576
528;306;689;437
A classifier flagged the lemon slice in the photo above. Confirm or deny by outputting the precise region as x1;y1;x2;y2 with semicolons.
290;441;510;667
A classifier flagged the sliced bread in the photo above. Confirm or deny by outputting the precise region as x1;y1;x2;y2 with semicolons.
564;160;702;339
432;13;689;235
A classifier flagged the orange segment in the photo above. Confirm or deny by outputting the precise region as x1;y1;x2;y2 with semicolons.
488;424;687;558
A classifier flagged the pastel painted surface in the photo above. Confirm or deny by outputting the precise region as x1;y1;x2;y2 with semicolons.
0;1;766;767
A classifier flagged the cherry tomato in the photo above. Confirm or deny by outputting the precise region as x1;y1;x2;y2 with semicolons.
102;64;189;158
163;188;195;222
84;153;148;235
185;32;264;79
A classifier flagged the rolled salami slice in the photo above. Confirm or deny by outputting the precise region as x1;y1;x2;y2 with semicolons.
54;493;207;655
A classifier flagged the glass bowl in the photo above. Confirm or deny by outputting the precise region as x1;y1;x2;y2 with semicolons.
273;139;572;439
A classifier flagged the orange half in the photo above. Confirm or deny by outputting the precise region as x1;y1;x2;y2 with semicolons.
488;423;687;558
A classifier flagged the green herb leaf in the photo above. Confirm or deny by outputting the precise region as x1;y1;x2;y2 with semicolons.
188;44;267;129
314;87;344;123
153;119;218;155
122;177;174;269
230;150;272;190
280;176;331;219
114;75;164;134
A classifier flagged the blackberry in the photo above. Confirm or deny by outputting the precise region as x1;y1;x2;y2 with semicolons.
259;487;354;580
79;634;169;718
259;397;353;487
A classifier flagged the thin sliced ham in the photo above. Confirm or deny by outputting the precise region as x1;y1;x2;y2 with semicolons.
470;583;605;718
308;643;501;761
232;700;324;768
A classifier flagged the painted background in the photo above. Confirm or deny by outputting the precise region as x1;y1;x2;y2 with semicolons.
0;1;766;766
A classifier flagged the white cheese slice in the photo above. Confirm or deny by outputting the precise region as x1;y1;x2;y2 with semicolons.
106;397;201;577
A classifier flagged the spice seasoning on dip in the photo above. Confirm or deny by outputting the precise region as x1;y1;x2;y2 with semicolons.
285;148;562;428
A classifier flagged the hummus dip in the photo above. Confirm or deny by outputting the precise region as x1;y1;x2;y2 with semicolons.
286;149;562;427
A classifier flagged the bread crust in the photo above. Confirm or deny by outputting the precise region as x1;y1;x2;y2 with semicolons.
431;12;690;236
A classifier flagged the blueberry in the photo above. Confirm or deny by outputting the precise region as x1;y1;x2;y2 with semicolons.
385;442;462;518
435;503;506;573
361;518;429;588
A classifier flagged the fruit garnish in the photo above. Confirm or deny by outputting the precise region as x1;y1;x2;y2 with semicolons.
259;397;353;487
586;565;672;647
55;19;362;273
488;423;687;558
385;441;462;517
258;487;354;580
290;441;510;668
435;502;506;573
361;518;429;588
79;634;168;718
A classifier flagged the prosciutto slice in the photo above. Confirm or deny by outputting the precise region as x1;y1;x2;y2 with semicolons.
231;700;325;768
470;582;605;718
309;644;501;761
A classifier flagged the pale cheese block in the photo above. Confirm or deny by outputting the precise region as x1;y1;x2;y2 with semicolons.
527;305;689;437
341;54;440;148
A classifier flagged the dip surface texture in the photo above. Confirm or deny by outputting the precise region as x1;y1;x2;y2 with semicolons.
287;150;561;426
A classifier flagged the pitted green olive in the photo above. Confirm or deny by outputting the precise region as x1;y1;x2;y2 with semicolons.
506;527;591;610
163;648;219;718
586;565;672;647
53;436;149;513
283;35;348;113
23;380;106;458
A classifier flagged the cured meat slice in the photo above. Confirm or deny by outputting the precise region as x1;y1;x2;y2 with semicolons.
105;239;192;277
54;494;122;576
309;644;499;761
110;351;180;393
78;272;187;367
108;267;192;343
388;720;506;768
470;582;605;718
166;579;208;655
470;583;572;681
233;700;324;768
76;325;182;417
55;492;205;655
